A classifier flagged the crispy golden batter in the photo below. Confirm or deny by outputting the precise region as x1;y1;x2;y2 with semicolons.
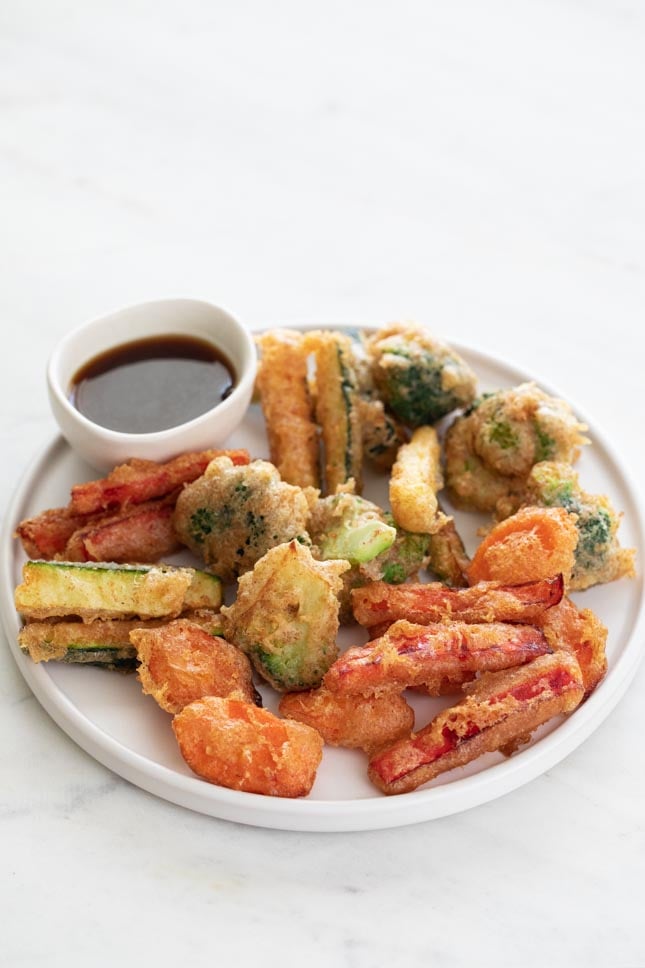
351;575;564;628
279;687;414;755
445;383;588;514
537;596;607;697
324;620;551;696
426;516;470;587
173;457;317;582
222;540;349;691
306;330;363;494
173;695;323;797
18;609;221;664
131;618;255;714
368;652;584;794
389;426;447;534
70;450;250;514
499;461;636;591
366;322;477;427
467;506;579;586
255;330;320;488
352;339;407;470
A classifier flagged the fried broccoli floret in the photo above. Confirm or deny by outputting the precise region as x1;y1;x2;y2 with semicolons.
221;541;349;692
173;457;317;582
366;323;477;427
351;337;408;470
520;462;636;591
445;383;589;514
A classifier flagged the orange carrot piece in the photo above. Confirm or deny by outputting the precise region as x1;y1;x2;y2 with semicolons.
467;506;578;585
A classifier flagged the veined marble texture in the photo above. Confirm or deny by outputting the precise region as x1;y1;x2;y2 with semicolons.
1;1;644;966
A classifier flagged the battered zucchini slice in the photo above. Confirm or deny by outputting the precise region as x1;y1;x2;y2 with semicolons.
307;331;362;494
184;570;223;610
222;540;349;692
18;610;223;665
14;560;222;621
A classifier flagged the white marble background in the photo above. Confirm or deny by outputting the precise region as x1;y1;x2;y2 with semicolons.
1;2;644;966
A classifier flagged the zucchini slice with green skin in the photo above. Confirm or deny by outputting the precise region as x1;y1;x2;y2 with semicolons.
318;518;396;565
18;609;223;665
308;331;362;494
14;560;222;621
184;570;223;610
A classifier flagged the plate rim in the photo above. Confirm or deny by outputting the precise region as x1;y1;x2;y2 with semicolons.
2;327;644;832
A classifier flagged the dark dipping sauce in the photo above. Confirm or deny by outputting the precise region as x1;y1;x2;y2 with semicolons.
70;334;236;434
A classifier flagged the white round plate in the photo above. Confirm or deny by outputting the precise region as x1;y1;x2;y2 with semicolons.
2;335;643;831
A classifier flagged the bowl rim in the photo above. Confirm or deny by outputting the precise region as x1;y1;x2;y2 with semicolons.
46;297;257;444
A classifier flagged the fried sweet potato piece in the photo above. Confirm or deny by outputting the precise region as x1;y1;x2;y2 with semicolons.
323;619;552;696
255;330;320;488
467;506;578;585
368;652;584;794
173;696;324;797
537;596;607;697
351;575;564;629
279;687;414;754
70;449;250;515
131;618;255;714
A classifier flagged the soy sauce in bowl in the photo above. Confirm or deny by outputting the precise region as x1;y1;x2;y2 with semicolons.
70;334;236;434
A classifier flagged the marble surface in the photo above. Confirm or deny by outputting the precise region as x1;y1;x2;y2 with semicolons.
1;1;644;965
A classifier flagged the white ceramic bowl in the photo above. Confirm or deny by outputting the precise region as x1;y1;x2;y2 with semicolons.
47;298;256;471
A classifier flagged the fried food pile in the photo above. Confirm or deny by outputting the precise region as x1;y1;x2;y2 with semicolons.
13;322;636;800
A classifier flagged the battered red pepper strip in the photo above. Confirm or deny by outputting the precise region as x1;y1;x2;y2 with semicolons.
64;501;179;563
351;575;564;629
70;448;250;514
15;507;94;558
323;620;553;696
368;652;584;795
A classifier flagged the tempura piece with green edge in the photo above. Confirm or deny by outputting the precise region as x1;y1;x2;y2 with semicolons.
308;489;396;566
366;322;477;427
516;461;636;591
221;541;349;692
308;489;429;621
173;457;317;582
444;383;588;514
